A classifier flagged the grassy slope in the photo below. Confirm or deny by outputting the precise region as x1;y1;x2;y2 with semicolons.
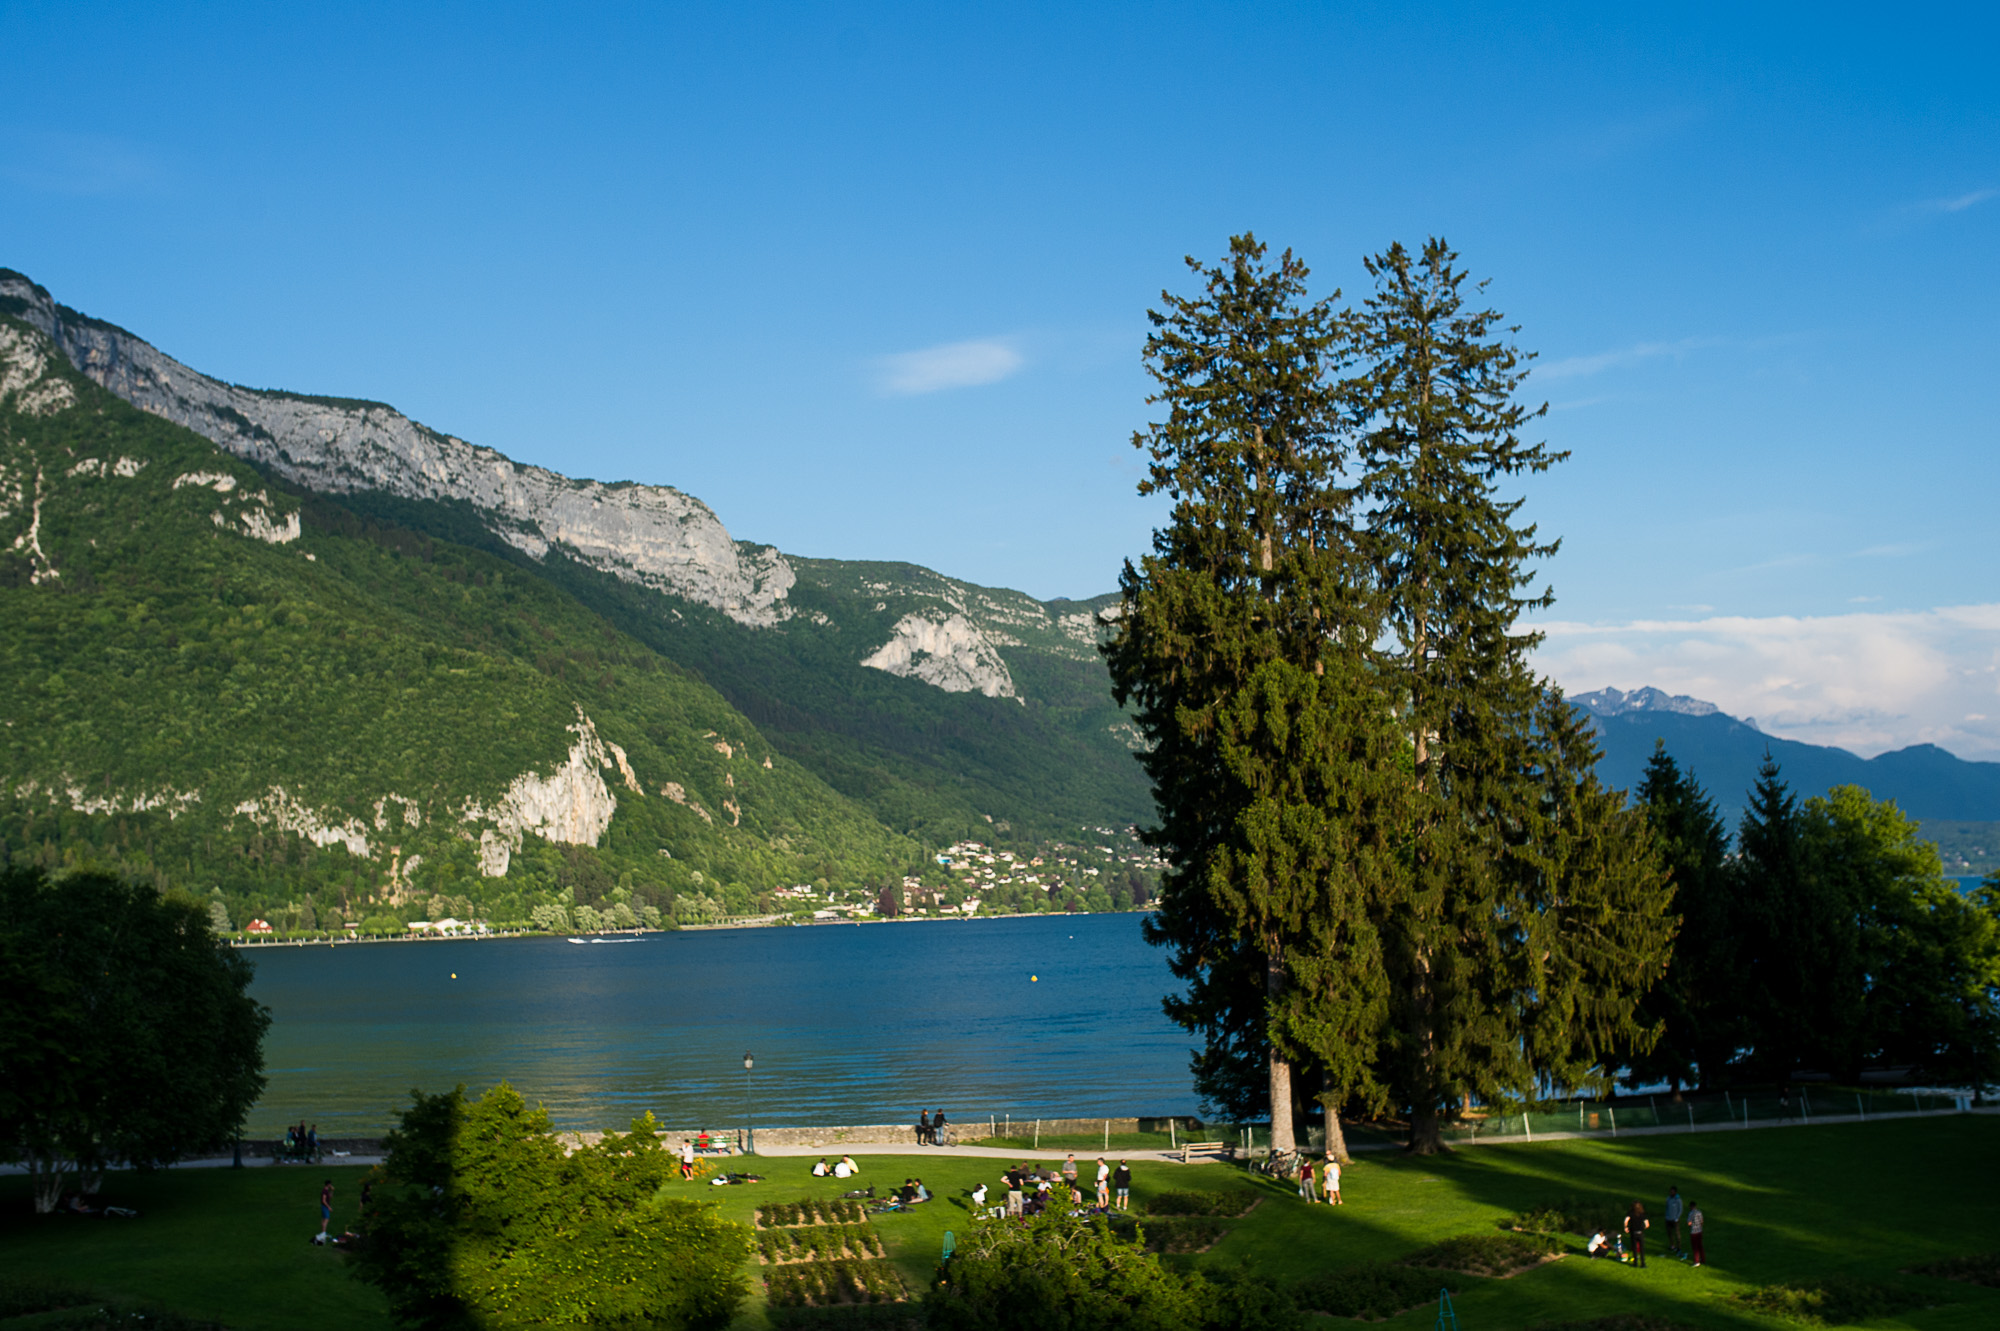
6;1116;1994;1330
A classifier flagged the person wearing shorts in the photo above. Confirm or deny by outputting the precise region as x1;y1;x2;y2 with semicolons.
1095;1157;1111;1208
319;1180;334;1237
1324;1155;1342;1205
1113;1160;1132;1210
1687;1203;1705;1266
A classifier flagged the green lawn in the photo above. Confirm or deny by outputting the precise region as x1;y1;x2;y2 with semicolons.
4;1115;1996;1329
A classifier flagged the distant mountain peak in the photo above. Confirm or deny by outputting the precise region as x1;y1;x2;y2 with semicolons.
1573;686;1721;719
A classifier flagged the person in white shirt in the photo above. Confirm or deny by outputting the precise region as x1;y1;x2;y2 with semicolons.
1095;1157;1111;1208
833;1155;858;1179
811;1158;830;1176
679;1140;695;1180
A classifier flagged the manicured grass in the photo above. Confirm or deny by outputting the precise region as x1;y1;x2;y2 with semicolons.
5;1116;1996;1329
0;1164;387;1330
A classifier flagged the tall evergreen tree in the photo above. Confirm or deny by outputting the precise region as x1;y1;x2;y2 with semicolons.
1627;742;1739;1091
1506;695;1677;1100
1107;235;1402;1155
1732;754;1861;1079
1351;238;1569;1152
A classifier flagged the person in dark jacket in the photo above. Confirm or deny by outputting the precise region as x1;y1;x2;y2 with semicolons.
931;1109;948;1145
916;1110;931;1145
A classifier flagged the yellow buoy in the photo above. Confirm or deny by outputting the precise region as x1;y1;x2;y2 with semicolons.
1031;975;1038;982
451;973;457;979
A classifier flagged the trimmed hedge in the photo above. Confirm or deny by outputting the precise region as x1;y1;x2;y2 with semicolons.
1730;1277;1926;1325
758;1199;870;1228
1406;1232;1558;1277
1142;1188;1257;1217
1911;1251;2000;1288
1292;1263;1458;1320
757;1225;888;1264
763;1259;907;1310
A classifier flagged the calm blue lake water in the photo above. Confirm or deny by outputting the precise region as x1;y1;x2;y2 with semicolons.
245;913;1200;1137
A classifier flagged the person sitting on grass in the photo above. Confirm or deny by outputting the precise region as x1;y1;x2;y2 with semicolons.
1586;1228;1612;1258
64;1194;100;1216
811;1157;830;1176
833;1155;858;1179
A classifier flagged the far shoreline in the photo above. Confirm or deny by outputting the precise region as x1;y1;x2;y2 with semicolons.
231;909;1154;948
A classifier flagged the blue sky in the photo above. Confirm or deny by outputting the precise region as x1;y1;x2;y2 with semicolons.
5;3;1997;756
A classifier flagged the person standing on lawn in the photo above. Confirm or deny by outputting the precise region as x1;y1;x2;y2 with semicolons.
1297;1155;1319;1204
1095;1157;1111;1208
319;1179;334;1238
1114;1160;1132;1210
1063;1153;1079;1191
1687;1201;1705;1267
1625;1201;1650;1268
1324;1154;1342;1205
1664;1186;1685;1257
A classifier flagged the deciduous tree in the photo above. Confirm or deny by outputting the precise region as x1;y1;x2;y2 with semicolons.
0;866;268;1211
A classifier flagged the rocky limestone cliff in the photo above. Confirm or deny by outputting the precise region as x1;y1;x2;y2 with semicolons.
862;611;1018;698
0;270;794;627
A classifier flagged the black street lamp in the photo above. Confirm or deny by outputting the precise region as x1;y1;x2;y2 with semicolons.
743;1052;755;1155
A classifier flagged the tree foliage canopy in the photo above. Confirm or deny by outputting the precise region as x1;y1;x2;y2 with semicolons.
0;866;268;1211
352;1083;749;1330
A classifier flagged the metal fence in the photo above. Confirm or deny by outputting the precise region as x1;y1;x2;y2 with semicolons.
1444;1088;1972;1143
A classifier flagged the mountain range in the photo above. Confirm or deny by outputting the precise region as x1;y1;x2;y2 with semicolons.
1574;688;2000;872
5;267;1992;932
0;269;1149;930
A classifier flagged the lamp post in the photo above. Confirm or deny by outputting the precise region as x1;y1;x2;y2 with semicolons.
743;1052;755;1155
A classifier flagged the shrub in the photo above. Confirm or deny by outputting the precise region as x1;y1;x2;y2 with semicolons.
1106;1213;1230;1254
349;1085;750;1329
927;1210;1207;1330
1143;1188;1256;1217
766;1305;925;1331
1292;1263;1453;1320
1911;1252;2000;1287
1406;1232;1558;1276
1505;1197;1623;1238
1730;1278;1925;1325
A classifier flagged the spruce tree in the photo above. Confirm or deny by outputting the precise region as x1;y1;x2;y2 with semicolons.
1107;235;1401;1154
1351;240;1671;1151
1628;742;1739;1091
1732;754;1860;1079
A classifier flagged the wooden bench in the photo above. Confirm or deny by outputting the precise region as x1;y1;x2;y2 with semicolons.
1179;1140;1229;1163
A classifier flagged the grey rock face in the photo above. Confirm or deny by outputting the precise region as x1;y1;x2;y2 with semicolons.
0;271;793;627
1572;685;1721;718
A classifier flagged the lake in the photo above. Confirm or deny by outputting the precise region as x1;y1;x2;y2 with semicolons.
245;913;1201;1137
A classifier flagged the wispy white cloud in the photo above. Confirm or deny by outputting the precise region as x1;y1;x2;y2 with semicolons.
1532;603;2000;760
1536;336;1718;382
1912;187;1996;215
873;338;1024;396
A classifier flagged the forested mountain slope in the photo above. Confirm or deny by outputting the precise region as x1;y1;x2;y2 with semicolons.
0;268;1151;849
0;313;917;928
0;269;1152;929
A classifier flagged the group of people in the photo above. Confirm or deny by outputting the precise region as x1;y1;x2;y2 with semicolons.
971;1155;1134;1218
1585;1187;1706;1268
913;1109;950;1145
1285;1153;1344;1205
282;1122;320;1161
810;1154;863;1179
